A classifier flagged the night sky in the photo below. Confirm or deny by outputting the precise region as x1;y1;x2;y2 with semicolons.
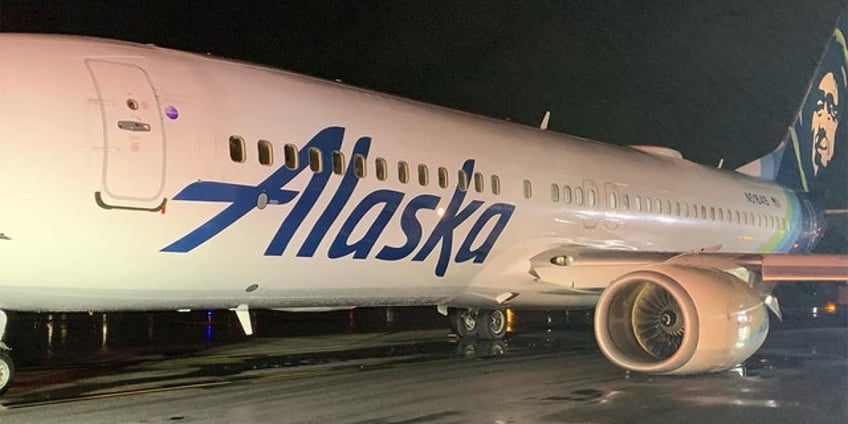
1;1;846;248
1;1;843;162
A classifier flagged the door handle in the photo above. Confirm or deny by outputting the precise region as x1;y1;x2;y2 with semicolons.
117;120;151;132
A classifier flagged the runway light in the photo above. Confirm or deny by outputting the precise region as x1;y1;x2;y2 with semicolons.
824;301;838;314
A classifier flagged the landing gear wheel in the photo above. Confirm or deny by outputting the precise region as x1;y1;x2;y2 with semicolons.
0;350;14;396
449;308;479;338
477;309;507;340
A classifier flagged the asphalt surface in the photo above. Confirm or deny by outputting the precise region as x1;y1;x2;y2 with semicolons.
0;317;845;424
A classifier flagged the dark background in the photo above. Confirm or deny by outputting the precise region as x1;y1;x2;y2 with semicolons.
1;0;845;250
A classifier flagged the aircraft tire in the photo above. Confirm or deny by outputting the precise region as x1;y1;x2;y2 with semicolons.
476;309;507;340
0;350;14;396
450;308;479;338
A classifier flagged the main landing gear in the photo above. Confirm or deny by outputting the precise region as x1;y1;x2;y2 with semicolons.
449;308;507;340
0;310;13;396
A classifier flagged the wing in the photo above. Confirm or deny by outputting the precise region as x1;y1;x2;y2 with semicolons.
452;243;847;309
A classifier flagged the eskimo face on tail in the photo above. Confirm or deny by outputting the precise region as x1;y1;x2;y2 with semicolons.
771;22;848;193
809;64;843;176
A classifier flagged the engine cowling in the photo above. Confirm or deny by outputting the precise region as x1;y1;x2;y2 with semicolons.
594;263;769;374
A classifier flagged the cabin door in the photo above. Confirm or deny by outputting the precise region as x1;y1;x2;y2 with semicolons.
86;59;166;211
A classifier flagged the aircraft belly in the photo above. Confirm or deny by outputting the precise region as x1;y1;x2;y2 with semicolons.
0;284;465;312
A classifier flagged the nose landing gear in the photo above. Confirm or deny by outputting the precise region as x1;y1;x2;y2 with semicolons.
0;310;13;396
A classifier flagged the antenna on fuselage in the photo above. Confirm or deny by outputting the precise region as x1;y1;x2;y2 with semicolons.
717;158;725;169
539;110;551;130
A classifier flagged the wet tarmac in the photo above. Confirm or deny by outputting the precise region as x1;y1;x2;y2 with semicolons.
0;309;845;423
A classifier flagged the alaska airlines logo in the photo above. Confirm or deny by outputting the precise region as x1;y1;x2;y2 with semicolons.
162;127;515;277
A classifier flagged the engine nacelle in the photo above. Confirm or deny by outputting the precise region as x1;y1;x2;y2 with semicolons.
594;264;769;374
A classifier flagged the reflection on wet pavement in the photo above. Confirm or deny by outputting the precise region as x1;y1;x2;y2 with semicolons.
0;308;594;406
0;308;844;423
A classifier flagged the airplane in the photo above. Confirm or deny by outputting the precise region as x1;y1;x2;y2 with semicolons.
0;9;847;396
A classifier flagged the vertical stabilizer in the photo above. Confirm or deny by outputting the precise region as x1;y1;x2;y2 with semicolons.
737;8;848;195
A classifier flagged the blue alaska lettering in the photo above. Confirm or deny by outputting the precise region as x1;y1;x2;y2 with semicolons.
162;127;515;277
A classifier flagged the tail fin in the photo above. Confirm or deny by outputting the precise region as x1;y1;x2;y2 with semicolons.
736;8;848;195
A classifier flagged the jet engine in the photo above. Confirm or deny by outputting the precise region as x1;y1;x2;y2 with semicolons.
594;264;769;374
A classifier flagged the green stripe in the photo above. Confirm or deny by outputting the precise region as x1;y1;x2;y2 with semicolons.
760;192;793;252
789;127;809;192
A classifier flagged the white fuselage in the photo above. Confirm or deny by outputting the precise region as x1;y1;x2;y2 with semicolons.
0;35;810;313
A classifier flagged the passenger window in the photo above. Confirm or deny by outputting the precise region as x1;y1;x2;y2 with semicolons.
575;187;584;205
717;208;724;222
376;157;388;181
700;206;707;219
683;203;689;217
308;147;322;172
523;179;533;199
491;175;501;195
258;140;273;165
417;164;428;186
634;195;641;211
458;170;468;192
474;172;484;193
551;184;560;202
665;200;671;215
354;154;366;178
675;201;681;216
438;167;449;188
563;185;572;204
284;144;298;169
654;198;662;214
588;189;596;207
710;207;715;221
332;151;345;175
735;210;741;224
608;192;617;209
621;193;629;210
398;161;409;184
645;197;652;213
229;136;246;163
